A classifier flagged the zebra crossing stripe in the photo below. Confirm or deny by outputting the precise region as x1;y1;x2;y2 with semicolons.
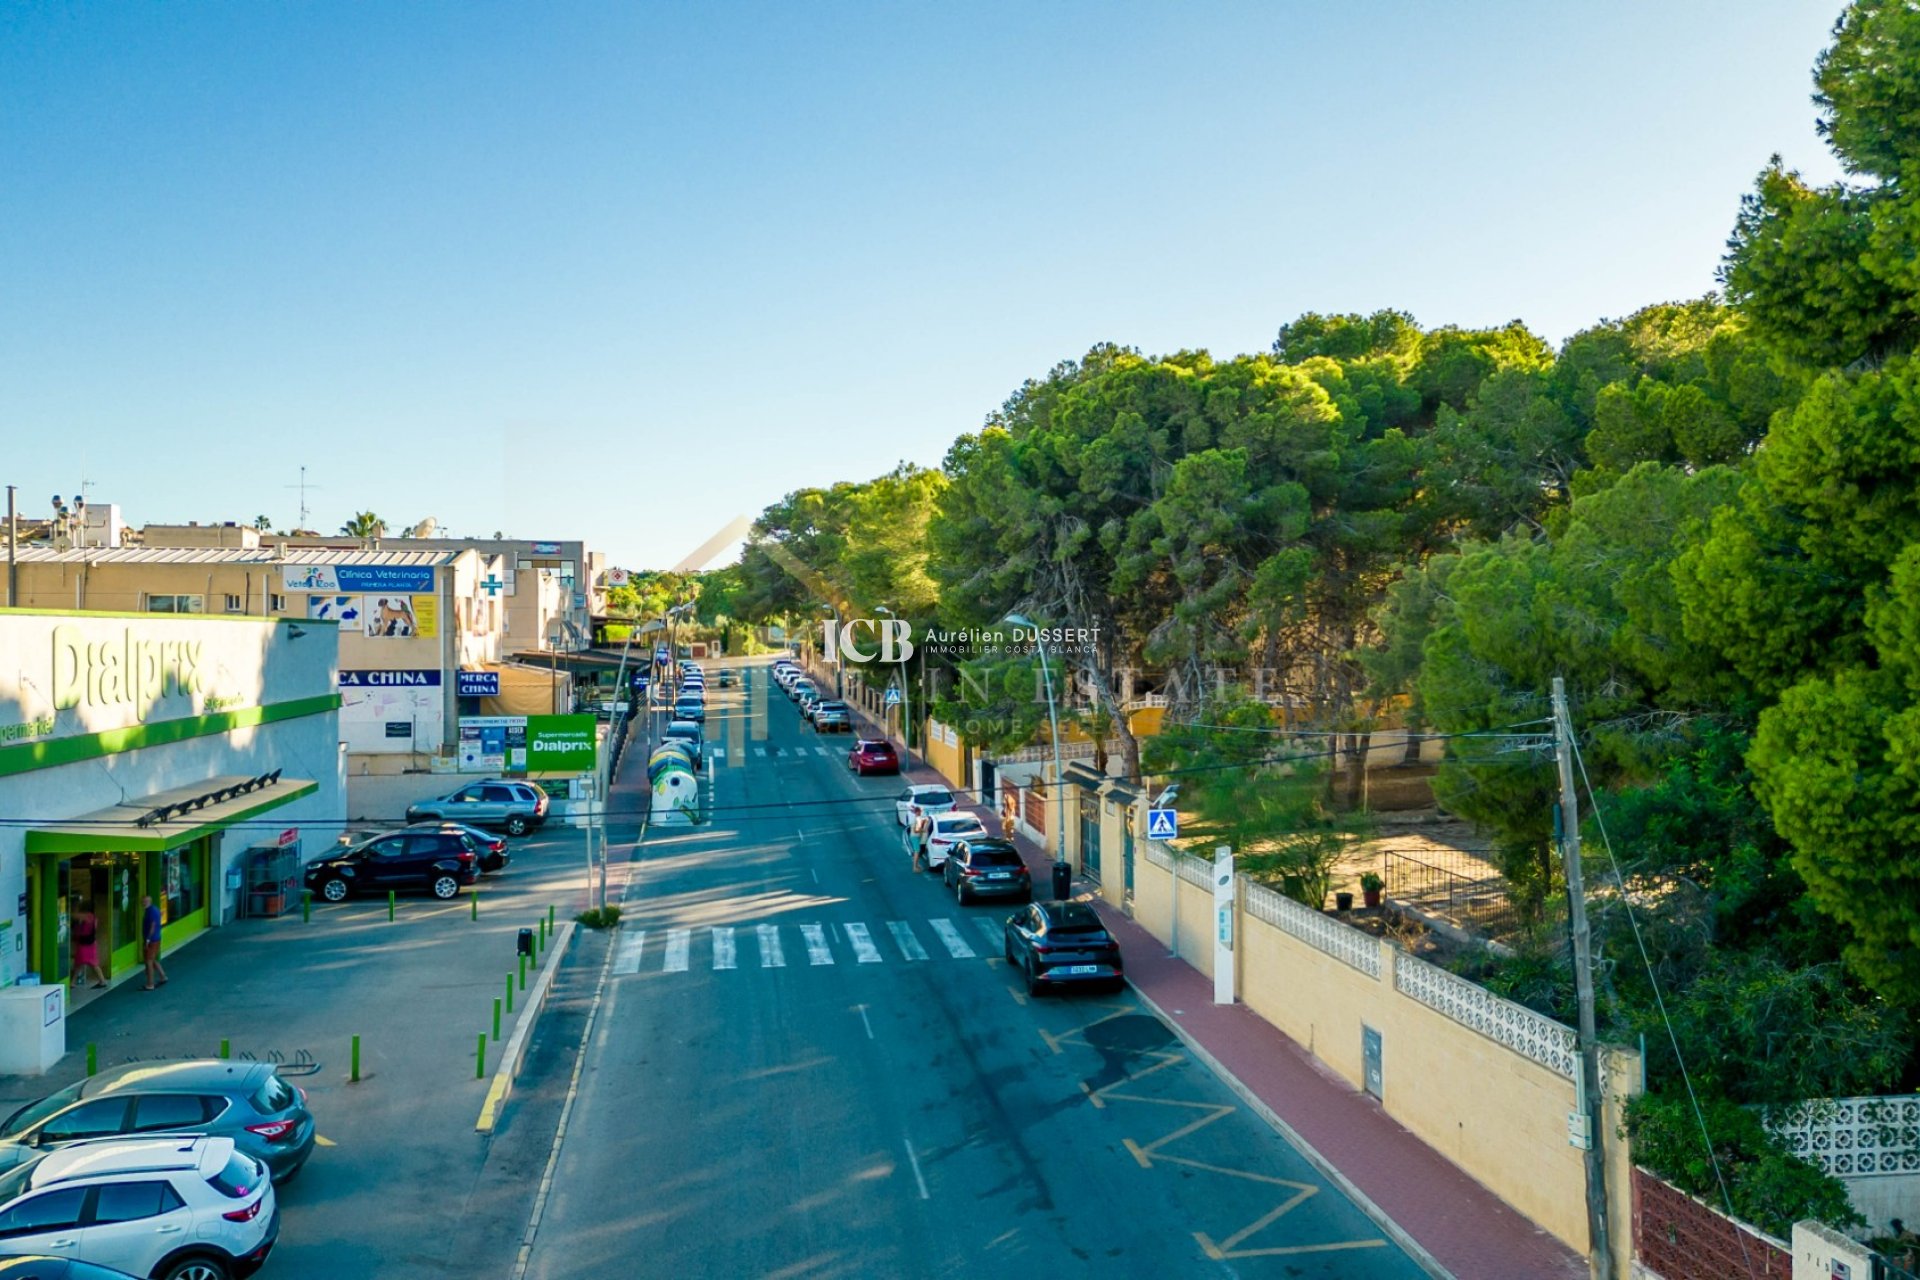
844;922;882;964
713;926;737;970
887;921;929;961
815;745;831;757
801;923;833;965
929;918;975;959
757;923;785;968
613;929;646;974
973;917;1005;950
754;747;767;758
664;929;690;972
775;747;787;757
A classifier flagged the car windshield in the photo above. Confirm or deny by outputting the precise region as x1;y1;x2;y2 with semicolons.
916;790;954;807
0;1083;85;1138
0;1162;36;1203
970;848;1024;868
935;817;982;834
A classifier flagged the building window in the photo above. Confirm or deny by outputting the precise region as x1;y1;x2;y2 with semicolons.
162;845;205;923
269;593;287;612
224;594;244;613
145;595;204;614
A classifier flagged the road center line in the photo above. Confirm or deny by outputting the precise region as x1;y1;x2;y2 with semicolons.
903;1138;930;1200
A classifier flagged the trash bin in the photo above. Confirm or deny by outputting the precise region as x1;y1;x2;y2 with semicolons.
1051;861;1072;901
517;928;535;958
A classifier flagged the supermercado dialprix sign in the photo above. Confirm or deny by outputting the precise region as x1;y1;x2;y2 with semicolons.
524;715;597;773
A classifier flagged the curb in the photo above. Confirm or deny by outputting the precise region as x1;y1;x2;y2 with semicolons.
476;920;577;1133
1125;978;1456;1280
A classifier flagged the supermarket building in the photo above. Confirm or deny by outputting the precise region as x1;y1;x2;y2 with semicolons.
0;608;344;992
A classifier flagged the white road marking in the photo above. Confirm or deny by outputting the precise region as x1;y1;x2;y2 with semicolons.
844;922;882;964
753;747;767;758
887;921;928;962
708;749;721;769
815;745;832;757
713;926;736;970
757;923;785;967
929;918;975;959
664;929;690;972
613;929;646;975
974;917;1006;950
775;747;787;757
858;1004;874;1039
801;923;833;964
903;1138;930;1200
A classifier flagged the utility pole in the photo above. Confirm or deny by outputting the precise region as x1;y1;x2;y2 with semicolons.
6;485;17;606
1553;676;1613;1280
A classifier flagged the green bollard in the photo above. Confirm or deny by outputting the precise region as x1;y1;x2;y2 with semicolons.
548;903;555;930
220;1038;229;1060
86;1043;97;1077
538;918;547;953
471;892;478;922
518;954;527;992
388;890;396;922
505;973;514;1015
302;890;311;923
492;998;502;1042
476;1033;486;1080
350;1034;361;1083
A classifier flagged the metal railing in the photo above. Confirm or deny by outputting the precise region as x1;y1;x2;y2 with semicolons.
1381;850;1553;942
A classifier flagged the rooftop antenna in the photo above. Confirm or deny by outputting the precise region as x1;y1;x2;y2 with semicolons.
283;465;322;532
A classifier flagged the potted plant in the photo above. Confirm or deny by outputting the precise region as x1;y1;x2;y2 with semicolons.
1360;871;1384;909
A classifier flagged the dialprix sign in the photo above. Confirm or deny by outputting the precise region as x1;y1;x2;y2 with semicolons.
524;714;597;773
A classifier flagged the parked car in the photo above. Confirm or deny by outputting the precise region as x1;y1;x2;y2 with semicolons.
673;696;706;724
0;1062;315;1185
895;784;956;827
942;838;1033;905
1003;900;1125;995
811;701;851;732
717;669;736;688
334;822;508;873
404;780;548;836
304;829;478;902
788;679;816;704
848;739;899;776
662;720;703;768
796;689;820;719
0;1136;277;1280
922;813;989;870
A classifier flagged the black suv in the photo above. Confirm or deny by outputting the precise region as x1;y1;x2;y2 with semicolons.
942;838;1032;905
305;829;480;902
1002;900;1124;996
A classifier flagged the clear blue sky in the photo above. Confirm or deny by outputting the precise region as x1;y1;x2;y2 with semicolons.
0;0;1847;570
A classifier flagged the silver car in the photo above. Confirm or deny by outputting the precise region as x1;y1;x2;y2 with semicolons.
406;780;549;836
0;1060;316;1184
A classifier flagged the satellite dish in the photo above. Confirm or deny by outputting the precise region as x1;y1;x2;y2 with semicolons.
409;518;438;538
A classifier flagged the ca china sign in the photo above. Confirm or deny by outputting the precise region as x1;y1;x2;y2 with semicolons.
524;714;596;774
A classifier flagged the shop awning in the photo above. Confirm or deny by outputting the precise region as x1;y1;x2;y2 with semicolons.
25;775;319;855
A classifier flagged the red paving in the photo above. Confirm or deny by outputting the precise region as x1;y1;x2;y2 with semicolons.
830;685;1589;1280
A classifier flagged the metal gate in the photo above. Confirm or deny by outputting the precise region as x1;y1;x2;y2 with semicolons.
1079;793;1102;884
1362;1026;1383;1099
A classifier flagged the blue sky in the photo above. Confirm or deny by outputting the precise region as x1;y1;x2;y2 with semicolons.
0;1;1847;569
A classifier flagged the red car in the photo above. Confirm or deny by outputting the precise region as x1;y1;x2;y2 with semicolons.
848;739;900;776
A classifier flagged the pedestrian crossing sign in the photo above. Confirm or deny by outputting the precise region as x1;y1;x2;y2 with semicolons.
1147;807;1178;839
885;688;903;707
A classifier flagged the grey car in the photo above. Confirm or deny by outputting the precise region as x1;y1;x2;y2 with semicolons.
0;1060;316;1184
406;780;549;836
811;701;851;732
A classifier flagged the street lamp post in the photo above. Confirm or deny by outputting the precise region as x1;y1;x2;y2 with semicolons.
1005;613;1068;898
874;605;911;765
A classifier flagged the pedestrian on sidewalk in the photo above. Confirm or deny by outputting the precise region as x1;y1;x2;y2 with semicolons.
141;895;168;991
72;901;106;989
1000;806;1017;841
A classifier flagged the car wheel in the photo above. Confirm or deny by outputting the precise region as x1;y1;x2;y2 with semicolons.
430;875;460;900
505;815;530;837
955;880;970;907
1025;958;1043;998
1004;934;1015;962
162;1255;234;1280
320;878;349;903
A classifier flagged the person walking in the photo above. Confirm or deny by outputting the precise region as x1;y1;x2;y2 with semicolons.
909;810;932;872
140;895;167;990
72;902;106;989
1000;805;1017;841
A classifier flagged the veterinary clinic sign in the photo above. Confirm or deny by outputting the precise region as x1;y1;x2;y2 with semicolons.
282;564;437;593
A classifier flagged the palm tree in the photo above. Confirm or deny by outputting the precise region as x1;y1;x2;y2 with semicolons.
253;514;272;531
340;512;385;539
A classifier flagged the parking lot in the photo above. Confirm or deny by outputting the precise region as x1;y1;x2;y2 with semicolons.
0;818;605;1279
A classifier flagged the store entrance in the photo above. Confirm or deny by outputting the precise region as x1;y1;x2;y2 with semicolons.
70;853;143;981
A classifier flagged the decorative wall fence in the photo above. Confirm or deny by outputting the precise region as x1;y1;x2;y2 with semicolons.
1631;1167;1790;1280
1766;1095;1920;1231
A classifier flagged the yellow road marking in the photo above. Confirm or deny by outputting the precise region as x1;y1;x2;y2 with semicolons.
313;1134;337;1148
1196;1232;1389;1261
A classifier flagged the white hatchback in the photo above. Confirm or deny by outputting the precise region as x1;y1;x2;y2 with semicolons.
924;814;989;870
895;784;956;828
0;1135;277;1280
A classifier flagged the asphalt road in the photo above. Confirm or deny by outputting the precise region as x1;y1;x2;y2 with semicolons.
516;658;1431;1280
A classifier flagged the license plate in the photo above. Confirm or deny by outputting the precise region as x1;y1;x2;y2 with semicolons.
985;872;1010;880
1061;965;1100;975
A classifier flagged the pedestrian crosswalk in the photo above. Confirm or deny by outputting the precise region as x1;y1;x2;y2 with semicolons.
710;744;842;768
611;916;1009;976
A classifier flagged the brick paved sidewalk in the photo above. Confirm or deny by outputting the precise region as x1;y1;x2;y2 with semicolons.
831;686;1588;1280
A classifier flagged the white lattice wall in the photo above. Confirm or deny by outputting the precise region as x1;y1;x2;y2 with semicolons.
1393;953;1579;1079
1768;1096;1920;1178
1240;878;1381;977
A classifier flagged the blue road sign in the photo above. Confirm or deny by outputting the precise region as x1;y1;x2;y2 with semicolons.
1146;808;1179;840
885;687;903;706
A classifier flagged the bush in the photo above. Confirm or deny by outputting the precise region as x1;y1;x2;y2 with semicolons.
575;905;623;929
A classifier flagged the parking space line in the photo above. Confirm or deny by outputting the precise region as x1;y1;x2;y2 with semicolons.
887;921;928;961
844;922;882;963
664;929;690;972
929;918;975;959
613;929;646;975
712;926;736;970
801;923;834;965
757;923;785;967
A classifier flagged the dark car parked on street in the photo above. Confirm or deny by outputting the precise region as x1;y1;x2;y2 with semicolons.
0;1060;316;1185
304;829;479;902
404;780;548;836
337;822;509;873
1002;901;1124;996
942;838;1032;905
